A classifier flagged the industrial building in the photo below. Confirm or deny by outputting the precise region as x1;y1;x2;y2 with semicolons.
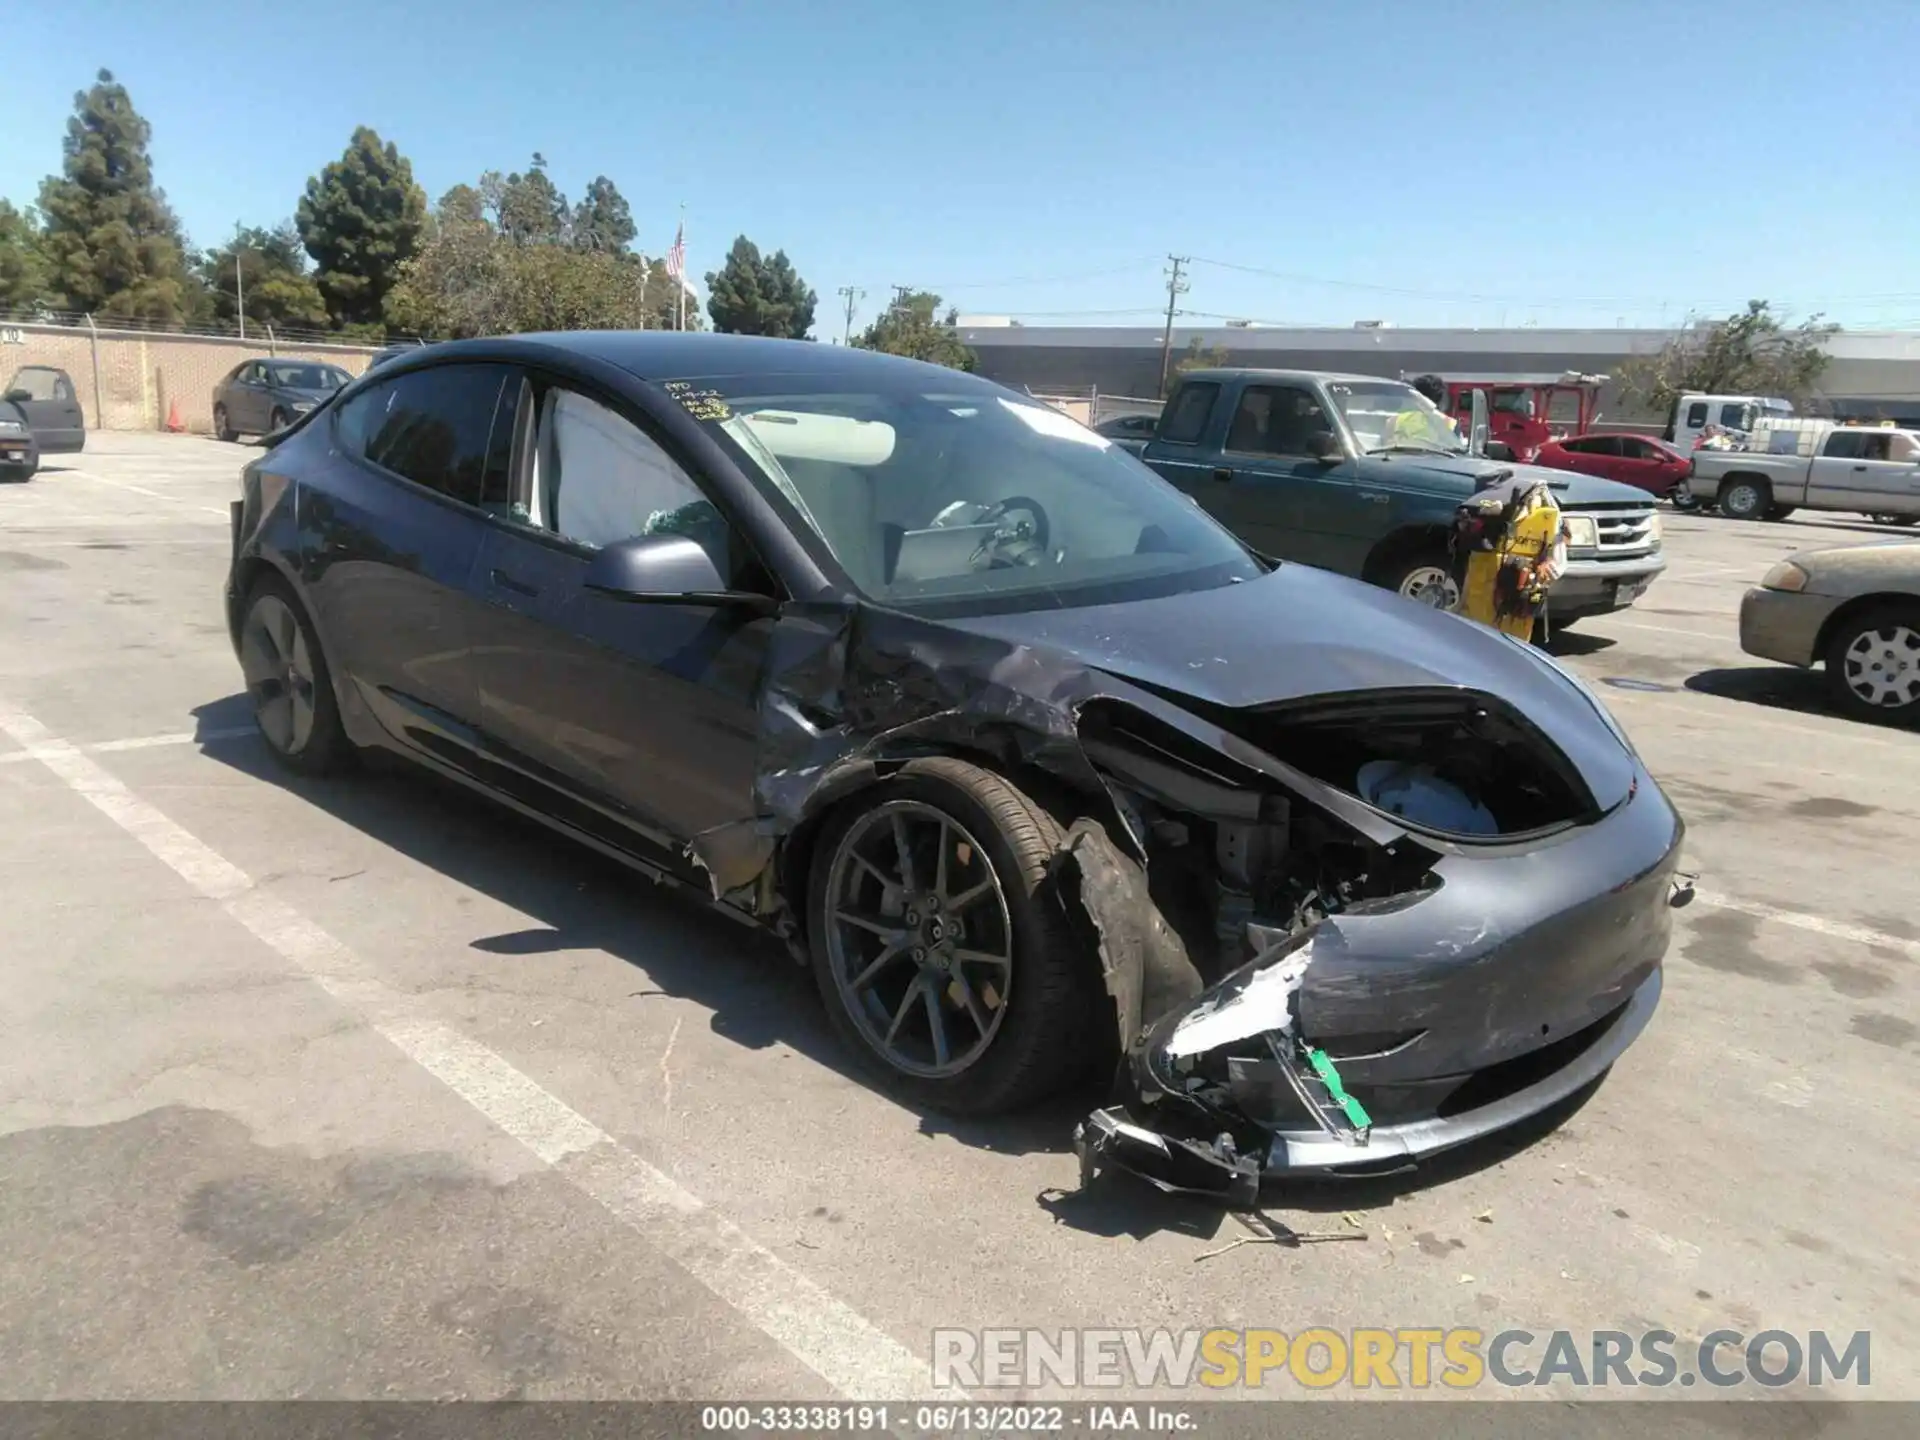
954;320;1920;427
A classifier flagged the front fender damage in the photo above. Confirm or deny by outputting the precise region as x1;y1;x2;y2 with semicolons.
684;600;1416;1207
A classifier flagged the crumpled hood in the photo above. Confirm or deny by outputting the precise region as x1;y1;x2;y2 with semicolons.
952;565;1638;809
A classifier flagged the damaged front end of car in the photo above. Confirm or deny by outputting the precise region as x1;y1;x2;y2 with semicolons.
688;599;1686;1206
1067;681;1687;1206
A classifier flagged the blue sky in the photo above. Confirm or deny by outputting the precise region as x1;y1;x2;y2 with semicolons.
5;0;1918;334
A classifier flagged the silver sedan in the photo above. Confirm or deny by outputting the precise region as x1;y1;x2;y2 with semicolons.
1739;540;1920;724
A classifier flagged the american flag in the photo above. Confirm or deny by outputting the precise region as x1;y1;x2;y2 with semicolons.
664;222;685;281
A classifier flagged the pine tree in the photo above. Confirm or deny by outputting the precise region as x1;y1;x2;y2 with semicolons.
705;235;817;338
35;69;195;322
296;127;427;331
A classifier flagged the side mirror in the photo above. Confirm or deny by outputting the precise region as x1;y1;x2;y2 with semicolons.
3;389;31;403
1306;430;1343;463
581;532;778;615
1485;440;1516;462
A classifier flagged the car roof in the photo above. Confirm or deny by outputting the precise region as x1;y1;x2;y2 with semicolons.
1174;367;1410;387
399;331;1009;392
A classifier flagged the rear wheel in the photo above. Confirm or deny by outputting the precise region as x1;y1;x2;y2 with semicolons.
1824;604;1920;725
1717;478;1770;521
214;403;236;443
806;757;1098;1115
237;577;351;774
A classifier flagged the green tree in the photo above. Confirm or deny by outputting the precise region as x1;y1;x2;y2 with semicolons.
0;200;51;312
486;153;569;245
34;69;196;322
571;176;636;253
1617;300;1837;414
297;126;427;331
198;223;328;331
704;235;817;338
1170;336;1230;383
855;291;975;370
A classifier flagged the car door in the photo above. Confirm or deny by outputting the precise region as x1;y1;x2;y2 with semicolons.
305;361;519;769
469;376;772;873
1202;383;1353;564
1611;437;1669;493
3;366;86;451
1822;430;1920;514
1807;430;1878;508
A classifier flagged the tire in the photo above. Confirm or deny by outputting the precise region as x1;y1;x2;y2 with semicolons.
1;462;34;483
214;403;235;443
806;756;1099;1116
1869;514;1917;527
1381;547;1462;612
236;575;352;775
268;407;289;435
1717;477;1770;521
1823;603;1920;725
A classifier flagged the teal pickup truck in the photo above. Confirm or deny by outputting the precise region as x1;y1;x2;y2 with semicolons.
1138;369;1666;624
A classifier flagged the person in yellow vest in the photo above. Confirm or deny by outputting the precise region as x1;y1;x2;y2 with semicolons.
1389;374;1461;448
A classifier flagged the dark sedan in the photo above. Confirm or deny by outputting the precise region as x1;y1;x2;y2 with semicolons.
212;358;352;441
225;333;1685;1201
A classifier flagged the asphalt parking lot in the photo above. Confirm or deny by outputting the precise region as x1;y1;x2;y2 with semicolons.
2;433;1915;1405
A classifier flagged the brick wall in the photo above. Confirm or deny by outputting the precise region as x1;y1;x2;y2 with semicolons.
1;322;380;435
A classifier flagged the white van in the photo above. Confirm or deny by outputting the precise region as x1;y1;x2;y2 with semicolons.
1668;393;1793;452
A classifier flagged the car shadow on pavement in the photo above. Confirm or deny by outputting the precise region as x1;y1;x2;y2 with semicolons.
1540;629;1617;658
1684;664;1833;718
188;695;1084;1163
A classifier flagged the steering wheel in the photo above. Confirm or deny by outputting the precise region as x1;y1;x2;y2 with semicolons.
976;494;1051;550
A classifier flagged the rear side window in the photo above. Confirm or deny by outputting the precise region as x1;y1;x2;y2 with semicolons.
1685;402;1709;427
336;363;516;509
1158;382;1219;443
9;367;69;402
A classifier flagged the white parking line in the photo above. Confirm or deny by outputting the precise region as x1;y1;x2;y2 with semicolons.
0;695;945;1403
0;726;256;766
1695;890;1920;961
59;470;230;518
1591;618;1740;644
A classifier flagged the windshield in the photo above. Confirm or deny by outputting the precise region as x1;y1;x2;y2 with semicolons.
269;363;347;391
1327;380;1467;455
672;372;1264;613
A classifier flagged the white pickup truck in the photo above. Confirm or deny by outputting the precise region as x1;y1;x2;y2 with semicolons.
1685;422;1920;525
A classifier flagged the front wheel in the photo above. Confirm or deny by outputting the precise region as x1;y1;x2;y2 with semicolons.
268;407;289;435
214;403;236;443
806;757;1098;1115
1824;604;1920;725
1385;550;1462;612
237;577;351;774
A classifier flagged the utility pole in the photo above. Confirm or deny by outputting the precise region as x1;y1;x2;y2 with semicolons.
1157;255;1189;398
235;248;246;342
837;285;864;345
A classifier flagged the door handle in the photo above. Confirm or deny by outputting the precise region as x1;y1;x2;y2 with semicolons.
490;568;540;597
1854;464;1868;471
1357;490;1390;504
1211;467;1232;482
